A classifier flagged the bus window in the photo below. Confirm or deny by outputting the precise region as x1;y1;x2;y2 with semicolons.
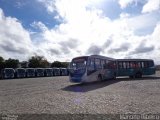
148;61;154;67
141;62;144;68
126;62;130;68
101;60;105;69
144;62;148;68
137;62;141;68
95;59;101;69
130;62;135;68
88;58;95;71
118;62;123;69
123;62;126;69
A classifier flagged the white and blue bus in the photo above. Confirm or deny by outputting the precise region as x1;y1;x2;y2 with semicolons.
16;68;26;78
69;55;114;83
35;68;44;77
69;55;156;83
60;68;68;76
53;68;61;76
2;68;15;79
44;68;53;77
26;68;35;77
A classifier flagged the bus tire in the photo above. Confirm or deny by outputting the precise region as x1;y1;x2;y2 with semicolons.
98;74;103;81
135;72;142;78
129;75;134;79
112;73;116;80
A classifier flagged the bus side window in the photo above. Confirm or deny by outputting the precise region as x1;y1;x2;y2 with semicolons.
88;58;95;71
130;62;135;68
138;62;141;68
149;61;154;67
141;62;144;68
126;62;130;69
101;60;105;69
118;62;123;69
123;62;126;69
95;59;101;69
144;62;148;68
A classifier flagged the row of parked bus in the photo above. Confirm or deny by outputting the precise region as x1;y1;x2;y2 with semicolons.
0;68;69;79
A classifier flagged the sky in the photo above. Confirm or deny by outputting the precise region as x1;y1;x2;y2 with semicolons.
0;0;160;63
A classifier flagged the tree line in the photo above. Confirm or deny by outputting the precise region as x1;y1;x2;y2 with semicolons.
0;55;69;71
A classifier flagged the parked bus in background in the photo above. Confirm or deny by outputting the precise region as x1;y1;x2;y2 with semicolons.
69;55;114;83
35;68;44;77
53;68;61;76
15;68;26;78
44;68;53;77
60;68;68;76
2;68;15;79
115;59;156;78
69;55;156;83
26;68;35;77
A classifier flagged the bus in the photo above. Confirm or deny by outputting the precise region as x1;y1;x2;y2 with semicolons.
2;68;15;79
26;68;35;77
69;55;156;83
60;68;68;76
35;68;44;77
69;55;114;83
53;68;61;76
44;68;53;77
16;68;26;78
115;59;156;78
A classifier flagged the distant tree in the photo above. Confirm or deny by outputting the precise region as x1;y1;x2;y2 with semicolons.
5;58;19;68
40;59;50;68
51;61;69;68
20;61;29;68
51;61;62;68
0;56;5;70
28;55;49;68
61;62;69;68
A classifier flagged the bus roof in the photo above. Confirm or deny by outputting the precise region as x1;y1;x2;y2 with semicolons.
72;55;114;60
116;59;154;62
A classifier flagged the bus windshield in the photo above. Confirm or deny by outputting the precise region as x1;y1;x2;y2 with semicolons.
17;69;25;73
70;58;87;70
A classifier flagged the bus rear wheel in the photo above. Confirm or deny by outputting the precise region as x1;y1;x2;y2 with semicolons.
129;75;134;79
135;72;142;78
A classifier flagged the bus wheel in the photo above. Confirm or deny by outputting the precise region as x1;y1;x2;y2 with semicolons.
129;75;134;79
97;74;103;81
135;72;142;78
112;73;116;80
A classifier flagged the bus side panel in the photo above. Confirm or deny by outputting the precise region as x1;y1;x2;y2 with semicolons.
142;67;156;75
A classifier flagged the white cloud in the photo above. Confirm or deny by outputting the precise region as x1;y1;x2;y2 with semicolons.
0;8;34;61
1;0;160;63
118;0;136;9
142;0;160;13
30;21;48;32
34;0;160;63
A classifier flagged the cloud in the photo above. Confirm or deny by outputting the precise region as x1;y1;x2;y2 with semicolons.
0;8;34;61
142;0;160;13
0;0;160;63
87;45;102;55
34;0;160;62
108;43;130;53
130;40;155;54
118;0;137;9
30;21;48;32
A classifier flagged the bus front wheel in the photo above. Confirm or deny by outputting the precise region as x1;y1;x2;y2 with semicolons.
97;74;103;81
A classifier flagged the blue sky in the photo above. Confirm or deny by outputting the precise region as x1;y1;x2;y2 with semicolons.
0;0;160;63
0;0;59;31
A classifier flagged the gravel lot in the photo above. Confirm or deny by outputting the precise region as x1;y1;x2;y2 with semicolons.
0;72;160;119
